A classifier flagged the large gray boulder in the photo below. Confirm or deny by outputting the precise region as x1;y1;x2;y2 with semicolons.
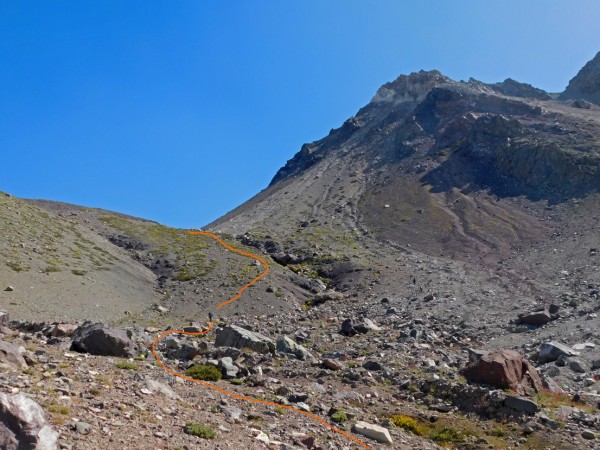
0;393;58;450
215;325;275;355
70;322;137;357
0;340;28;371
276;336;315;361
538;341;579;364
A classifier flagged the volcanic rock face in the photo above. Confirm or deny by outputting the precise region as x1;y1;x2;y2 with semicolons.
560;51;600;104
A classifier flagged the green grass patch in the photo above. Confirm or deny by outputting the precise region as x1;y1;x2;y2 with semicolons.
115;361;138;370
184;423;216;439
331;410;348;424
185;364;222;381
6;261;27;272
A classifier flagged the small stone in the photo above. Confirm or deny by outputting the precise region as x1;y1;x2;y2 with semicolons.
322;359;344;371
581;430;596;440
569;359;589;373
74;422;92;434
4;286;14;292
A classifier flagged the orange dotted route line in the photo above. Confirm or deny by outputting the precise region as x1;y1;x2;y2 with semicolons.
151;230;370;450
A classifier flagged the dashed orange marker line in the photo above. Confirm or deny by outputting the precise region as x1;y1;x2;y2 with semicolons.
151;230;370;450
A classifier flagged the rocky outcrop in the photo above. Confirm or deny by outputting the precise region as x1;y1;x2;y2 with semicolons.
460;349;542;393
0;393;58;450
560;51;600;105
214;325;275;354
491;78;551;100
70;322;137;357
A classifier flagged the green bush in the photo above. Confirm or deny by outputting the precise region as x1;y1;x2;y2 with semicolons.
331;410;347;423
185;422;216;439
185;364;222;381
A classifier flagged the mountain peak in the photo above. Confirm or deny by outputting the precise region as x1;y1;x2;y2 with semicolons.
560;51;600;104
371;70;452;104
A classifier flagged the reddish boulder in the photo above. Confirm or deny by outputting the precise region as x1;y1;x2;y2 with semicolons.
460;349;542;394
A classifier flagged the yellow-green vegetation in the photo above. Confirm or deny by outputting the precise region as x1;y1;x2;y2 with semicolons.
391;415;423;435
6;261;27;272
534;389;596;413
46;404;70;415
230;378;244;385
99;215;215;281
331;410;348;423
185;364;222;381
115;360;138;370
389;413;518;448
274;406;286;415
184;423;216;439
71;269;87;276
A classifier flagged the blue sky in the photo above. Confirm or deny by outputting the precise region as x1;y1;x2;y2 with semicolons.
2;1;600;228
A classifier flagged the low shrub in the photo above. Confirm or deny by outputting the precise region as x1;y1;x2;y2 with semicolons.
185;364;222;381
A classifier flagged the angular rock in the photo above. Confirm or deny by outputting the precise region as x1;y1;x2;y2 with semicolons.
145;378;179;400
49;323;78;338
504;396;540;414
519;309;551;326
322;359;344;371
276;336;314;361
215;325;275;355
218;357;239;379
341;318;380;336
538;342;579;364
569;359;589;373
312;290;344;305
460;349;542;392
0;340;27;371
353;421;393;444
70;322;137;357
0;392;58;450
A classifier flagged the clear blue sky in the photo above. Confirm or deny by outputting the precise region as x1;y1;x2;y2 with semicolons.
2;1;600;228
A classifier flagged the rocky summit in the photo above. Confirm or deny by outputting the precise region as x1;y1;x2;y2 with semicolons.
1;53;600;449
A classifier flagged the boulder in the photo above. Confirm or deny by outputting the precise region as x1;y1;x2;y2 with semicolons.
0;340;28;371
322;359;344;371
504;396;540;414
312;290;344;305
218;357;239;379
340;318;380;336
519;309;551;326
70;323;137;357
276;336;314;361
49;323;78;338
215;325;275;355
353;421;393;444
0;392;58;450
460;349;542;393
538;341;579;364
